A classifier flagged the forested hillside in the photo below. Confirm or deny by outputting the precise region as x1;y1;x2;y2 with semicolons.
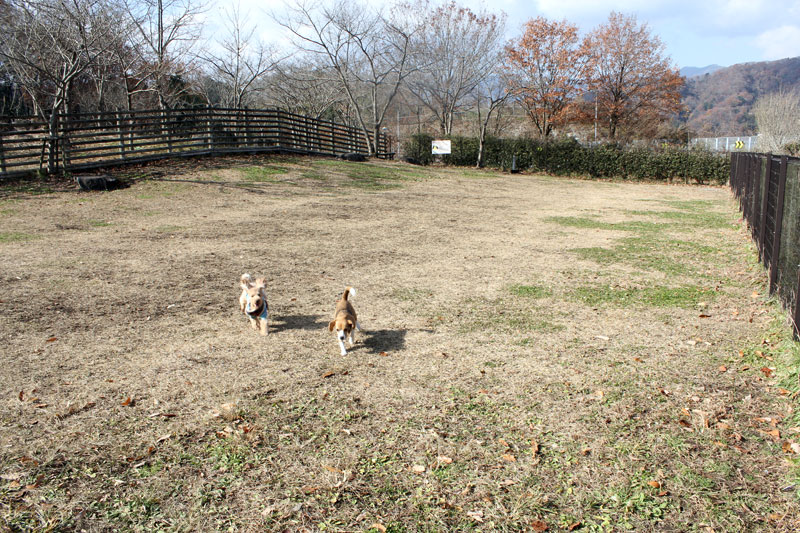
683;56;800;136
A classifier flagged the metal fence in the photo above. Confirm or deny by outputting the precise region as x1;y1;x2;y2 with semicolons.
692;136;759;152
0;107;392;179
730;151;800;338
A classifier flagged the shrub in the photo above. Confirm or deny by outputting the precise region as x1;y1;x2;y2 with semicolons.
401;134;730;184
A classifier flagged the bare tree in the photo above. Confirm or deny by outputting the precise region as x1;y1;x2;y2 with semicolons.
406;1;505;136
201;4;280;108
0;0;121;169
121;0;206;109
268;60;345;119
754;89;800;153
277;0;420;155
473;72;511;168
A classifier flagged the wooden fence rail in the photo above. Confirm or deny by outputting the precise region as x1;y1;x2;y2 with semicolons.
730;152;800;338
0;107;392;178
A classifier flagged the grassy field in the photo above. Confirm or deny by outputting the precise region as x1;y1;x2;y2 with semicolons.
1;155;799;532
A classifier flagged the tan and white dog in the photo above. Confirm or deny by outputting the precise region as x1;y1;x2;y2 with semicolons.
239;274;269;335
329;287;361;355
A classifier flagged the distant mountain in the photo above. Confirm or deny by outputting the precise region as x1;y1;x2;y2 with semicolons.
680;65;723;78
682;56;800;136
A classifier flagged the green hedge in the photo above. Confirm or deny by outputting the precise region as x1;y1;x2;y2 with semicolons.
402;134;730;185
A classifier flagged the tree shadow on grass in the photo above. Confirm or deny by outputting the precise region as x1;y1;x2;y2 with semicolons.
359;328;407;355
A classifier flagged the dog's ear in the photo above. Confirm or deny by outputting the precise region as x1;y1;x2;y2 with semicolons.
255;277;267;289
240;273;253;288
347;319;354;327
328;320;336;332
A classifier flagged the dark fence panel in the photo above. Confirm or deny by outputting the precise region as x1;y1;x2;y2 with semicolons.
731;152;800;338
0;107;392;178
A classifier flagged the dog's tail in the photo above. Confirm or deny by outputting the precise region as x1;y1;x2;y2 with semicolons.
343;286;356;300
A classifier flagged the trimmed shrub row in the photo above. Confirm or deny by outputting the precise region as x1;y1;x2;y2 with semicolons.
403;134;730;185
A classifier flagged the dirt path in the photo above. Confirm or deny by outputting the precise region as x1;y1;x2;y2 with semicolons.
1;157;797;531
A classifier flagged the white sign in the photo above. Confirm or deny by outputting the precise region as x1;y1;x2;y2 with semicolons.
432;140;451;155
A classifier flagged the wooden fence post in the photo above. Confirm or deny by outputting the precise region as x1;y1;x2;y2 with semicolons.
758;154;772;262
206;105;213;151
116;112;126;159
768;156;789;294
0;129;6;174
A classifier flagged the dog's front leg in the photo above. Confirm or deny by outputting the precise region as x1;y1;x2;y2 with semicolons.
338;338;347;356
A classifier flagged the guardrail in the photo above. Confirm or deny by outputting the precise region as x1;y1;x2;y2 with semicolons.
0;107;392;178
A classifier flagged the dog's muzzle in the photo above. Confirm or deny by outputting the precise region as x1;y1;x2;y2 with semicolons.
246;297;268;320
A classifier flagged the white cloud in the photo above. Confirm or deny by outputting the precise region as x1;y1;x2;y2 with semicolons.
755;25;800;61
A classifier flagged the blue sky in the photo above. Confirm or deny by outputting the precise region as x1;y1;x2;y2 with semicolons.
209;0;800;69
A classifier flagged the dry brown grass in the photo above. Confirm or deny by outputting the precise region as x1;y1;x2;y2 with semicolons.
1;155;799;532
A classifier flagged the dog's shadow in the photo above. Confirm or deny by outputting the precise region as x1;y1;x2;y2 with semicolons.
360;328;407;354
270;314;329;333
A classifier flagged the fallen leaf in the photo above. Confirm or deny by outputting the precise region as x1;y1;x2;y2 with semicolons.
322;371;335;378
379;352;388;357
411;464;425;473
370;524;387;533
633;357;643;363
648;480;661;489
658;490;669;497
501;453;516;462
568;522;581;531
324;465;343;474
595;390;604;399
792;443;800;455
437;455;453;465
760;367;774;378
699;314;711;318
531;519;548;532
466;510;484;523
778;388;792;396
595;335;609;341
718;365;727;373
121;397;134;407
678;419;692;429
716;422;731;431
45;337;58;343
759;428;780;440
751;291;760;298
580;447;591;456
301;485;319;494
498;438;510;448
531;439;539;457
18;391;24;401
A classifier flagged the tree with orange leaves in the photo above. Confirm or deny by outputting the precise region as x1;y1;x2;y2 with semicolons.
583;12;684;140
504;17;590;137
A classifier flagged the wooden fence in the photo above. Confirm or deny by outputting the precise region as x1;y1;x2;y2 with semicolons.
730;152;800;338
0;107;392;178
